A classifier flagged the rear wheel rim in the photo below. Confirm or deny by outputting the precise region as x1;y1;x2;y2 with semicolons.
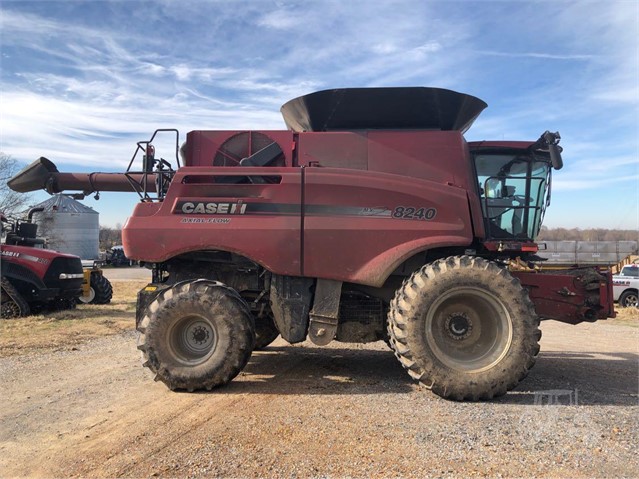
168;315;218;365
425;286;513;373
624;293;638;308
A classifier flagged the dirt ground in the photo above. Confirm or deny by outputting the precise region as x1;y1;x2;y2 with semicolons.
1;279;637;478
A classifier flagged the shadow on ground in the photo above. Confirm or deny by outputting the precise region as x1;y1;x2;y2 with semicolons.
207;344;639;406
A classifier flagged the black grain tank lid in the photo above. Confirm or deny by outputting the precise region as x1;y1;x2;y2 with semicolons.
280;87;487;133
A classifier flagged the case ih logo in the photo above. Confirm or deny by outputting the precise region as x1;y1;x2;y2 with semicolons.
176;201;247;215
1;250;50;264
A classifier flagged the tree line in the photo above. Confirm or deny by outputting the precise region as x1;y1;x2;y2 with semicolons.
538;226;638;242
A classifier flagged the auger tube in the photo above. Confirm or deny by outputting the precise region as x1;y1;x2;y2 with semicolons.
8;157;157;194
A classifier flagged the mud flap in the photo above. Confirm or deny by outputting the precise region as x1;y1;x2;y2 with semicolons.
269;275;314;343
308;279;342;346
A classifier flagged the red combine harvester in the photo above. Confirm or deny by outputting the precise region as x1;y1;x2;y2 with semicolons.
8;88;614;400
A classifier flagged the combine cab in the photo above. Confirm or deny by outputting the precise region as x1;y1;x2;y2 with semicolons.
8;87;615;400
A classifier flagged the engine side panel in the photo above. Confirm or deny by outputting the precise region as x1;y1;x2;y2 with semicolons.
123;167;303;276
303;168;474;287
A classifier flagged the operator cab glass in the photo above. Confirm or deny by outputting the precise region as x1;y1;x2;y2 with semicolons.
473;151;551;241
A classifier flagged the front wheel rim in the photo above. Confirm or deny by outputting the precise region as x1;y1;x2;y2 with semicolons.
168;315;218;365
425;286;513;373
1;300;20;318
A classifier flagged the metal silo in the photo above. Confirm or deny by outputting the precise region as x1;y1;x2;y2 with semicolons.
30;194;100;260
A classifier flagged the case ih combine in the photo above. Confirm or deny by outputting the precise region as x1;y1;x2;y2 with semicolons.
8;87;614;400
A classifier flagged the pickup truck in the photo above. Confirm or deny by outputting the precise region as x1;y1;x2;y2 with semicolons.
613;264;639;308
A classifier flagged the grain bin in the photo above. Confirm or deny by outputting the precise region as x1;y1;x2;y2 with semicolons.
30;194;100;260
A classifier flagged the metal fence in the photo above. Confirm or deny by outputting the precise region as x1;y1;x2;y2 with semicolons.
537;241;638;266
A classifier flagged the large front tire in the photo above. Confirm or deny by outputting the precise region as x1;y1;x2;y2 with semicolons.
388;256;540;401
137;280;255;391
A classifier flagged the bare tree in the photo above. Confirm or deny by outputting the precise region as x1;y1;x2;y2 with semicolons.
99;226;122;251
0;153;32;216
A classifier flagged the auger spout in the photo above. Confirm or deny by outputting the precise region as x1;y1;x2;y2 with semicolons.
8;157;157;195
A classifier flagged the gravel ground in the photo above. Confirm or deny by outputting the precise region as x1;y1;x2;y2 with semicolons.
1;310;637;478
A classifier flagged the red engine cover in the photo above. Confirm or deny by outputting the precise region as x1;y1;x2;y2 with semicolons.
0;245;78;279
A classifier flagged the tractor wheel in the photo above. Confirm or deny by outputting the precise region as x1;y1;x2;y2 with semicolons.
137;280;255;391
78;273;113;304
388;255;540;401
619;290;638;308
1;277;30;319
87;274;113;304
254;314;280;350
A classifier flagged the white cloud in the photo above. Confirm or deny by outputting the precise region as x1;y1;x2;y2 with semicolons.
170;64;193;81
475;50;592;61
413;41;443;55
257;10;299;30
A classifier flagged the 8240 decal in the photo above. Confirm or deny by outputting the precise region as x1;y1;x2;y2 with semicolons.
392;206;437;221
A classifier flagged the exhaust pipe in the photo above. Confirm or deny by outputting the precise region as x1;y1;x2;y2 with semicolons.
8;157;157;195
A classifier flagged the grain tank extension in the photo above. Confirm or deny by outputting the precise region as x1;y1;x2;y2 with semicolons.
9;87;615;400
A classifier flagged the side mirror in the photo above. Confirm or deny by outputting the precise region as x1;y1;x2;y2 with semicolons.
485;178;503;198
542;131;563;170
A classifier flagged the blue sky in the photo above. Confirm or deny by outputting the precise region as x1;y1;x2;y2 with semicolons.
0;0;637;230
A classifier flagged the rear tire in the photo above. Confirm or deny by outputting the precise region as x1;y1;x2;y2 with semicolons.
137;280;255;391
388;256;540;401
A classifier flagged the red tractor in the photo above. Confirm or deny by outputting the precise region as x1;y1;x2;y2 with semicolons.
1;209;85;317
8;87;614;400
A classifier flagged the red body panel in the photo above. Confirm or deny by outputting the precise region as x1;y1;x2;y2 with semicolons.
303;168;472;286
124;167;303;276
0;245;77;279
124;130;485;286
